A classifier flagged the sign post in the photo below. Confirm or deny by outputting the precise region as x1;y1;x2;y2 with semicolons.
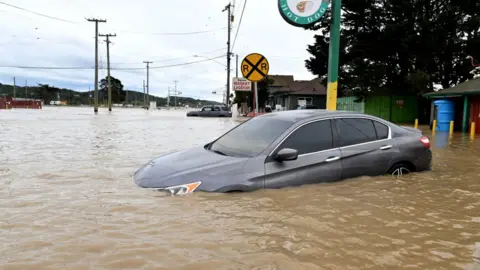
278;0;340;111
240;53;270;115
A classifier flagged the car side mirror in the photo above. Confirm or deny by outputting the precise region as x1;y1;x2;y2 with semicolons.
275;148;298;161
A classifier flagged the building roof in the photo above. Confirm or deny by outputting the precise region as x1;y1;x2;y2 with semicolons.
269;77;326;96
267;75;294;87
423;78;480;97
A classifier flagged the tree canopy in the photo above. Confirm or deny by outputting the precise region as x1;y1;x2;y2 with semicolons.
100;75;125;103
305;0;480;99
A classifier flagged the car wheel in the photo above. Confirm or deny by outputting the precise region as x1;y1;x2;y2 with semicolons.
388;163;412;177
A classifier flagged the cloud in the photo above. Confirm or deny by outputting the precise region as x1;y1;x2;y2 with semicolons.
0;0;318;102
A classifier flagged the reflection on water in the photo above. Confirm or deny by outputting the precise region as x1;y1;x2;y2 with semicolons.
0;107;479;270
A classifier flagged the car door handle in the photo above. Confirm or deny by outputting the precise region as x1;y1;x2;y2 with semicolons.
325;156;340;162
380;145;392;150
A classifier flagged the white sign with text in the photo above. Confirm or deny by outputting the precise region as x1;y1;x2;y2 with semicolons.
233;77;252;91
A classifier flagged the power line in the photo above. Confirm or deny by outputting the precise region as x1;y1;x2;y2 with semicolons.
116;27;229;36
0;55;226;70
1;2;231;37
231;0;247;51
109;48;227;65
0;1;78;23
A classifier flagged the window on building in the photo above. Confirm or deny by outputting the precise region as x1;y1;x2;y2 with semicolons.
297;97;313;106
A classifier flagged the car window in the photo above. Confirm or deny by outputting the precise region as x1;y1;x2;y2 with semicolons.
336;118;377;147
278;120;333;155
202;107;212;111
209;116;294;157
373;121;389;139
213;107;220;111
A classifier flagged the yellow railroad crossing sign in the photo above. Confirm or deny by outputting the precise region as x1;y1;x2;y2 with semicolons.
241;53;269;82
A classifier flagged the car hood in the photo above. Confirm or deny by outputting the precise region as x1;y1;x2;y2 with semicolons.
133;146;249;188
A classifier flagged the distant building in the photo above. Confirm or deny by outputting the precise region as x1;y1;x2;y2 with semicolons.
267;75;326;110
0;97;42;109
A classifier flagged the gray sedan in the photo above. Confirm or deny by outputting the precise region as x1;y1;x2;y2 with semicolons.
134;110;433;195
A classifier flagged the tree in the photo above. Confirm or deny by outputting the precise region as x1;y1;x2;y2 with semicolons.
304;0;480;99
99;76;125;103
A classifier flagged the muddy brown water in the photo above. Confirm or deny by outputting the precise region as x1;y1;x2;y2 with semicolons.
0;107;479;270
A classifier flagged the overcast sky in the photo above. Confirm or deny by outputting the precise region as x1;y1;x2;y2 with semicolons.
0;0;318;102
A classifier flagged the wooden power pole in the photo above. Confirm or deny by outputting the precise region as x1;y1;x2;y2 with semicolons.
86;18;106;113
99;33;116;112
143;61;153;109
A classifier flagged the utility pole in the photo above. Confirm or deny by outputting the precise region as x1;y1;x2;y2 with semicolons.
174;80;178;108
223;3;233;105
236;54;239;78
25;80;27;108
86;18;107;113
99;33;116;112
143;61;153;109
143;80;146;108
167;87;170;107
13;77;16;99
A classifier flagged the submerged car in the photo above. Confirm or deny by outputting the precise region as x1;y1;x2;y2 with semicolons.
134;110;432;195
186;105;232;117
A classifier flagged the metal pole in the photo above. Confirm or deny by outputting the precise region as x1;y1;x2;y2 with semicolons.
254;82;258;114
326;0;342;111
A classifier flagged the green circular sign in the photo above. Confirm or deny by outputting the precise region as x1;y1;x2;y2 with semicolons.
278;0;329;27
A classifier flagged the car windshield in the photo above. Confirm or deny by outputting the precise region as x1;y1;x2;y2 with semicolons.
209;116;294;157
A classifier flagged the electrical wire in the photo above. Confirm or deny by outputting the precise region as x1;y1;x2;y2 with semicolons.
109;48;227;65
231;0;247;51
1;1;230;36
0;1;78;23
0;55;226;70
116;27;228;36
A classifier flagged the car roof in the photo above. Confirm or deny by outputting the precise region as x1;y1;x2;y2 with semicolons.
256;109;381;123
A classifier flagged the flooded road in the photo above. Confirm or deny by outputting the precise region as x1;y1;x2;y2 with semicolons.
0;107;479;270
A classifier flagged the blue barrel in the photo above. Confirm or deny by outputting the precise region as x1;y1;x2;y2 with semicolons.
433;99;455;132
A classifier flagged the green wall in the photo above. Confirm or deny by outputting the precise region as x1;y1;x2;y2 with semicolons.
337;97;365;113
338;96;418;124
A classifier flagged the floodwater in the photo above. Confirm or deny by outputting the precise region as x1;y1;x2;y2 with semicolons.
0;107;479;270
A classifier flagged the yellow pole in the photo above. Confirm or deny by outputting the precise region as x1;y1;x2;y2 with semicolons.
470;122;476;139
414;119;418;129
432;120;437;135
449;121;454;137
